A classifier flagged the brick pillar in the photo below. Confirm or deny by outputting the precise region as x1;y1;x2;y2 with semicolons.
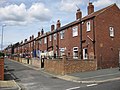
62;54;67;75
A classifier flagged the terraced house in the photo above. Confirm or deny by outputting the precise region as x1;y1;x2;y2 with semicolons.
5;3;120;70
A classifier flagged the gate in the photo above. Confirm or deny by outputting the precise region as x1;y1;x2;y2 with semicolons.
41;58;44;68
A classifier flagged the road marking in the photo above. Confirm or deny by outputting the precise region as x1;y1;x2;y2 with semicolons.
66;86;80;90
87;84;98;87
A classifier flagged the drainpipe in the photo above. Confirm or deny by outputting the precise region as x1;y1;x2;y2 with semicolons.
80;20;83;59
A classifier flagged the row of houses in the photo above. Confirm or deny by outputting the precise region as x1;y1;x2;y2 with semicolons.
4;2;120;70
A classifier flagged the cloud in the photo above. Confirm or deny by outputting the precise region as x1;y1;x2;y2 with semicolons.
28;3;52;21
0;3;52;25
59;0;88;12
93;0;120;8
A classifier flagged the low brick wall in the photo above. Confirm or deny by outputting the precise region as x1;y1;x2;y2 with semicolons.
31;58;41;68
44;55;97;75
45;59;64;75
64;60;97;74
0;58;4;80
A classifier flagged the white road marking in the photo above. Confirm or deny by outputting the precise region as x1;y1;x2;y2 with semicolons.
87;84;98;87
66;86;80;90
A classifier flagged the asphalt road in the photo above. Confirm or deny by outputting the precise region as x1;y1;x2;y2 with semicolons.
4;58;87;90
74;80;120;90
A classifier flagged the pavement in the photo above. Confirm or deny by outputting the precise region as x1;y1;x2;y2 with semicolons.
1;58;120;90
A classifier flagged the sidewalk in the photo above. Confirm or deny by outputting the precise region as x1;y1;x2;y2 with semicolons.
56;68;120;83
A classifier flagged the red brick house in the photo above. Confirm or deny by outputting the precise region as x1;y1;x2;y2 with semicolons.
36;3;120;69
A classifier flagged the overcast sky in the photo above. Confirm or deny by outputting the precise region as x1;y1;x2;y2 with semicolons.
0;0;120;49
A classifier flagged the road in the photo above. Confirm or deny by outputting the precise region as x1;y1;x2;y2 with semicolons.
74;80;120;90
4;58;86;90
4;58;120;90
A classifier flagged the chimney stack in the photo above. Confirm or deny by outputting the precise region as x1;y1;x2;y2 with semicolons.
30;36;32;40
32;35;34;39
51;24;55;31
38;32;40;37
41;28;44;35
76;9;82;20
88;2;94;15
24;39;27;43
56;20;61;29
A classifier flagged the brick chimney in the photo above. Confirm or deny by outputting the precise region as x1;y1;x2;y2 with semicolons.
41;28;44;35
51;24;55;31
24;39;27;43
32;35;34;39
88;2;94;15
76;9;82;20
56;20;61;29
38;32;40;37
30;36;32;40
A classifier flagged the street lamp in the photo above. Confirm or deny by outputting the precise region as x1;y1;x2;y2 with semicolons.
1;24;6;51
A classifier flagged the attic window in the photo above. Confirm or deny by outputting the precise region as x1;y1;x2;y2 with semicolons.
86;21;90;31
109;27;114;37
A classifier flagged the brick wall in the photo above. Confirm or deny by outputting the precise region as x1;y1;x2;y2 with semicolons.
44;55;97;75
0;58;4;80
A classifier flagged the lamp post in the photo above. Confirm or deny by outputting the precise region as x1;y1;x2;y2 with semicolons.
1;24;6;51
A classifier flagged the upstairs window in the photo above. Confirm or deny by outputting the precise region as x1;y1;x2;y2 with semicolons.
86;21;90;31
39;39;42;44
54;34;56;40
109;27;114;37
72;26;78;37
49;35;52;41
44;37;47;44
60;30;65;39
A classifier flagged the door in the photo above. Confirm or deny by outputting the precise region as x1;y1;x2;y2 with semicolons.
83;48;88;59
41;58;44;68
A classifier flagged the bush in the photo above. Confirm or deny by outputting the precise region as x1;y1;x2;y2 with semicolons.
0;52;4;57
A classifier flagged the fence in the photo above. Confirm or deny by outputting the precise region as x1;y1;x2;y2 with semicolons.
44;55;97;75
0;58;4;80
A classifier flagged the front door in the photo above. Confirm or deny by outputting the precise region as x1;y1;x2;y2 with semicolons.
83;48;88;59
41;58;44;68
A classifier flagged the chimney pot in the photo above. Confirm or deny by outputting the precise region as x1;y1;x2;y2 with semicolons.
51;24;55;31
88;2;94;15
41;28;44;35
57;20;61;29
38;32;40;37
76;9;82;20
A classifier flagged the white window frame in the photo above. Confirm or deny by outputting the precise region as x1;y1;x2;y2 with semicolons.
109;27;114;37
73;47;78;59
72;26;78;37
49;35;52;41
60;30;65;39
44;37;47;44
86;21;90;31
54;34;56;40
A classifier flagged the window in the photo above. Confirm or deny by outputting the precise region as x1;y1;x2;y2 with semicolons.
60;30;65;39
73;47;78;59
44;37;47;44
72;26;78;37
49;35;52;41
59;48;65;56
39;39;42;44
54;34;56;40
109;27;114;37
86;21;90;31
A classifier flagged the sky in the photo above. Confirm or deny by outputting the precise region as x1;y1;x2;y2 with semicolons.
0;0;120;49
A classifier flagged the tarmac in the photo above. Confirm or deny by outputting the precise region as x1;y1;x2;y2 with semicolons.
1;59;120;89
